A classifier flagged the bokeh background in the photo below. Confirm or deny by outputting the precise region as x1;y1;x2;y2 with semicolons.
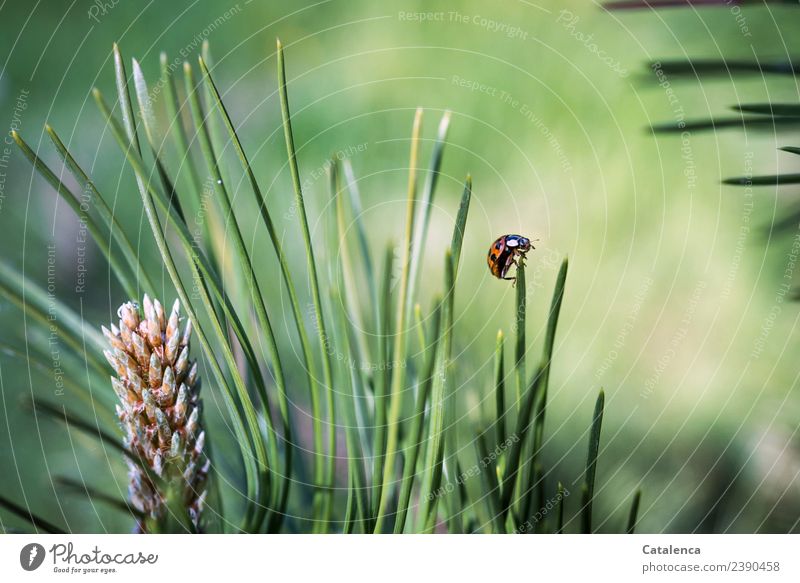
2;0;800;533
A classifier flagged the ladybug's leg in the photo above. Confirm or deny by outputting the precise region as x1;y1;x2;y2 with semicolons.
509;253;526;287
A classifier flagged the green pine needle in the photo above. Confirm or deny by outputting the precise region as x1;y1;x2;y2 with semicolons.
627;489;642;534
581;389;605;534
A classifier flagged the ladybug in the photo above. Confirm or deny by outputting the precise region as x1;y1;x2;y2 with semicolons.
487;234;534;283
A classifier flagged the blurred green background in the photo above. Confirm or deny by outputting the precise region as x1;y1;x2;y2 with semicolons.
2;0;800;533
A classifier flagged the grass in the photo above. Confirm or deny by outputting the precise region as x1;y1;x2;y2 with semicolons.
0;39;639;534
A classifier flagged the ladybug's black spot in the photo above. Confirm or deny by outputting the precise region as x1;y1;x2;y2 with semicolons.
495;242;502;250
490;253;497;261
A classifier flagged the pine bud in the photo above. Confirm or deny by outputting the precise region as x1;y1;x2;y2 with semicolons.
103;297;208;532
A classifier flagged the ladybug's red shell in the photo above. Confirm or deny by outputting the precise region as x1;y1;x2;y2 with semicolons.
487;234;533;280
487;236;508;278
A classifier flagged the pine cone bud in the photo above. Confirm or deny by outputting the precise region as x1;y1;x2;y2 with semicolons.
103;295;208;532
